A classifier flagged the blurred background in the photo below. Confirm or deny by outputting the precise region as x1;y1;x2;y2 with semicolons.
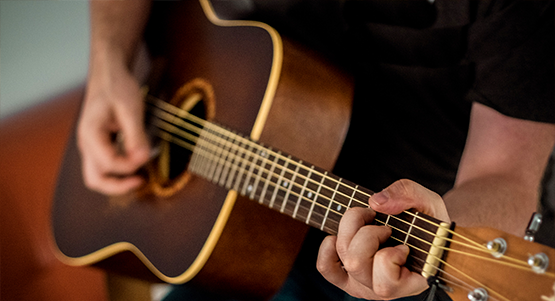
1;2;554;300
0;0;89;119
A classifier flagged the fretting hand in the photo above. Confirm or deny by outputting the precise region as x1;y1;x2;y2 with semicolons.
317;179;450;300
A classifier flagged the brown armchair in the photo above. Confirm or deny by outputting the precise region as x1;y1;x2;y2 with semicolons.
0;87;108;301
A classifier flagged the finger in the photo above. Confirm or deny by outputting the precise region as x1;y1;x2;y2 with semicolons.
341;225;391;287
114;89;151;165
335;207;376;258
76;96;138;174
84;122;146;176
369;179;450;221
82;155;146;195
317;236;348;287
372;245;428;299
317;236;382;300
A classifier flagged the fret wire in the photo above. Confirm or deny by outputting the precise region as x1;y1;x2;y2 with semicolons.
216;132;232;187
233;137;253;191
190;129;207;176
404;212;418;245
259;150;280;204
198;128;221;179
240;144;261;196
316;178;341;231
320;185;338;232
204;124;226;182
293;165;314;218
269;155;291;209
232;140;252;192
304;171;329;225
249;147;268;199
281;161;302;213
312;172;328;210
224;135;242;189
347;185;358;209
197;132;213;178
211;128;232;183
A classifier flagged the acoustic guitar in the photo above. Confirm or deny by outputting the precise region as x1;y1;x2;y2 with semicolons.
52;1;555;300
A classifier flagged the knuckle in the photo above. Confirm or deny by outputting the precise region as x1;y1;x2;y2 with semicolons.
373;283;396;299
315;258;330;275
342;257;364;274
394;179;414;197
83;174;102;192
373;248;388;263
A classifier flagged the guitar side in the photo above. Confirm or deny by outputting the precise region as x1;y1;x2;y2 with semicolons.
51;1;353;300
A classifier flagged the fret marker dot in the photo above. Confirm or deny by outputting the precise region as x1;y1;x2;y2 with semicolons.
307;192;313;199
337;205;342;211
247;185;253;192
282;181;288;188
260;151;266;157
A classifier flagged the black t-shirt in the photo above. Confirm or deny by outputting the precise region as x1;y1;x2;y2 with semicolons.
235;0;555;195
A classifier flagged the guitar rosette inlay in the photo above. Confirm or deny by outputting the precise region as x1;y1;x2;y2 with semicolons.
146;78;216;198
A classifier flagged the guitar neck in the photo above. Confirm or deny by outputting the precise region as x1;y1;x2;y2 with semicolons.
147;97;450;278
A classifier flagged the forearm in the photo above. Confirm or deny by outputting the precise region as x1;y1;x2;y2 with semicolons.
89;0;151;70
442;102;555;237
443;175;539;237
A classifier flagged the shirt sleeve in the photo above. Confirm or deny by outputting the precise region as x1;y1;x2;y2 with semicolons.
466;0;554;123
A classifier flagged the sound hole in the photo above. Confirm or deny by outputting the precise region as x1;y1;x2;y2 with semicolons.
146;78;215;197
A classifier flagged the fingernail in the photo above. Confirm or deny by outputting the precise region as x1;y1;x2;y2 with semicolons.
371;190;390;206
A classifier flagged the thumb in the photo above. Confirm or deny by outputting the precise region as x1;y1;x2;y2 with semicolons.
115;93;151;165
369;179;450;222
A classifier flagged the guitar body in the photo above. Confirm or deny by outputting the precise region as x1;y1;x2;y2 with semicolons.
52;1;353;300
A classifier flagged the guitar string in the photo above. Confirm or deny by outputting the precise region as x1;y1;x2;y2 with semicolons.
151;116;547;281
146;98;539;271
407;261;505;301
379;232;509;301
151;120;540;298
146;101;515;259
407;259;487;301
146;100;539;269
147;97;492;253
151;112;446;238
395;238;510;301
156;127;400;232
147;97;490;252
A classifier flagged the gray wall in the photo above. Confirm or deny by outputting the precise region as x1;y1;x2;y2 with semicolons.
0;1;89;119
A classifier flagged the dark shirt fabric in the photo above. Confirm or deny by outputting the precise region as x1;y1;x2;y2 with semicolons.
164;0;554;300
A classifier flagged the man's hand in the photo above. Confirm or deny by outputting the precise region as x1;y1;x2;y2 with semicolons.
77;61;150;195
317;179;450;300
